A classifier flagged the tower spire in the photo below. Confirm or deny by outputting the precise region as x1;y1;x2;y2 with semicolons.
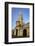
18;11;23;21
18;11;23;26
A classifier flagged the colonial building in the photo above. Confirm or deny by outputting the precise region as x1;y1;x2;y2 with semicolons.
12;12;29;38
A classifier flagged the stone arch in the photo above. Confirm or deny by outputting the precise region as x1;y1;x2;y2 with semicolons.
23;29;27;37
16;29;18;36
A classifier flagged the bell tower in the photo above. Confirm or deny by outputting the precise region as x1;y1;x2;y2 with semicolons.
18;11;23;26
16;11;24;36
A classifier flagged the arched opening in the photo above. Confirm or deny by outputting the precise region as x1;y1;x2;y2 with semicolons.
16;29;18;36
23;29;27;37
12;30;14;38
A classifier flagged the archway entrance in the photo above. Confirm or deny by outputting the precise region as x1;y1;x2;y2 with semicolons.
16;29;18;36
23;29;27;37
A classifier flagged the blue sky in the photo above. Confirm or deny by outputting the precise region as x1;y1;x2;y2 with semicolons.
12;8;29;29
